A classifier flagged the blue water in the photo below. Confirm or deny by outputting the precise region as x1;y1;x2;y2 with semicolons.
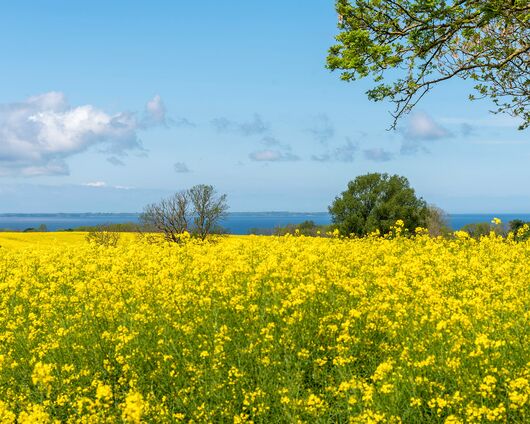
0;213;529;234
448;214;530;230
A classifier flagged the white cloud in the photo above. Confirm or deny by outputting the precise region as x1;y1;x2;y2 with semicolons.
0;92;166;176
212;114;269;136
405;112;450;141
107;156;125;166
83;181;107;188
311;153;331;162
307;114;335;144
249;149;299;162
174;162;191;173
143;94;167;127
400;112;451;154
439;115;520;128
311;139;358;163
364;148;394;162
334;140;358;162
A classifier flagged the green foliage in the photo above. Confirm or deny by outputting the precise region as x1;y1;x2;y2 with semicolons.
509;219;530;241
249;220;331;237
73;222;140;232
329;173;428;236
22;224;48;232
460;220;508;239
460;222;494;238
328;0;530;129
509;219;528;233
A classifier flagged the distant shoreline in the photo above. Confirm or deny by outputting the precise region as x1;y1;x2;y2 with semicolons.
1;212;530;234
1;212;530;216
0;212;331;216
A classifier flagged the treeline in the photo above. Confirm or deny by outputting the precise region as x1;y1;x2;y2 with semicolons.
249;220;331;236
460;219;530;240
0;224;49;232
64;222;141;232
0;223;140;233
250;217;530;240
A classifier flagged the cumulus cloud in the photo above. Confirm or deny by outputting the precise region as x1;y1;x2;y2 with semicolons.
307;114;334;144
247;135;300;162
311;139;358;163
144;95;194;128
460;123;474;137
439;115;519;128
83;181;107;188
261;136;281;146
143;94;167;126
364;148;394;162
404;112;450;141
334;140;358;162
107;156;125;166
400;112;451;155
400;140;426;155
174;162;191;173
249;149;299;162
311;153;332;162
211;114;269;136
0;92;167;176
172;117;196;128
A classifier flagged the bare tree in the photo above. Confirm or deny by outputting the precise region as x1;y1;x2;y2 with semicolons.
140;191;190;242
426;205;451;237
140;185;228;242
188;184;228;240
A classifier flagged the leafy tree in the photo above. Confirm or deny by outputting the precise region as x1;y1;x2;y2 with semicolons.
327;0;530;129
329;173;428;236
509;219;530;240
509;219;528;233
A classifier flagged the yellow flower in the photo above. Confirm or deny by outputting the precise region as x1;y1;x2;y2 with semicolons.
96;382;113;404
0;401;16;424
122;391;145;424
18;404;50;424
31;362;54;388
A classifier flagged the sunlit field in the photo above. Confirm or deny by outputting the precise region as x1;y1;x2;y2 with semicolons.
1;227;530;423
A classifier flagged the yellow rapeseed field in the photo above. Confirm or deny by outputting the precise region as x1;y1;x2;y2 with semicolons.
0;224;530;423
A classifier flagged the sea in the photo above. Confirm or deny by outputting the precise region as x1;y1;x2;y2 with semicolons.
1;212;530;234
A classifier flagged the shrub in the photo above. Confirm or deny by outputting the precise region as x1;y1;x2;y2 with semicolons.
85;227;121;247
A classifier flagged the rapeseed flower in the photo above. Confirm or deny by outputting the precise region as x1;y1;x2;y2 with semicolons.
0;229;529;421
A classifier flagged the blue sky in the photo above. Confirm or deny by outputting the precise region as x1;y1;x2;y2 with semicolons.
0;1;528;213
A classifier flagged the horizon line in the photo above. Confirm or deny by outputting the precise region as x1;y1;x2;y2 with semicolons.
1;211;530;216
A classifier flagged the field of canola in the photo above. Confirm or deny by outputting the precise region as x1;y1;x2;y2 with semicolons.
0;228;530;423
